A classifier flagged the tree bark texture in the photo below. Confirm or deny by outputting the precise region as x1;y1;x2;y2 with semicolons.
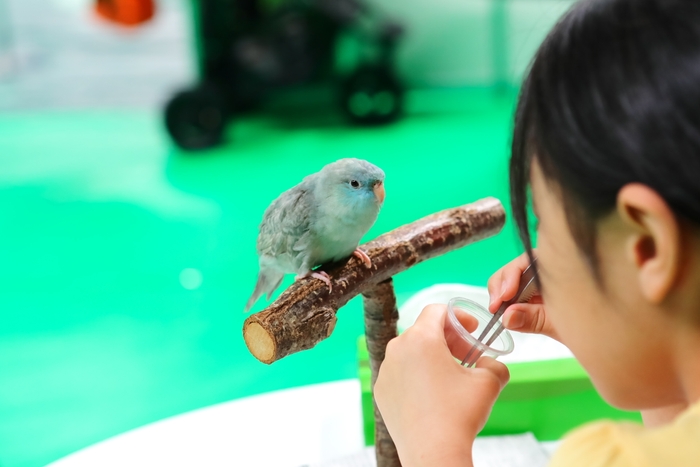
362;279;401;467
243;197;505;364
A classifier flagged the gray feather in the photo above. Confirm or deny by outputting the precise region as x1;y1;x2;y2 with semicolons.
245;182;318;311
256;182;317;270
244;267;285;312
245;158;384;311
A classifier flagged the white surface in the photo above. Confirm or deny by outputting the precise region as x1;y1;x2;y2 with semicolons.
311;433;553;467
471;433;550;467
48;285;572;467
398;284;573;363
540;441;562;458
47;377;562;467
47;380;365;467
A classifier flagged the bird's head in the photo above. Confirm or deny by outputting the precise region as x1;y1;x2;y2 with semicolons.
317;158;386;209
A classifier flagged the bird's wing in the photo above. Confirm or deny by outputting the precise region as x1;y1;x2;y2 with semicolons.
257;183;316;267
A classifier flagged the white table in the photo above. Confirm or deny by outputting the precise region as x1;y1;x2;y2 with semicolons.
47;378;561;467
47;380;366;467
48;284;568;467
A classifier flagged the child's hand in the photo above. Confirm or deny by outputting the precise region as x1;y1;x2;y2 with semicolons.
487;252;560;341
374;304;510;467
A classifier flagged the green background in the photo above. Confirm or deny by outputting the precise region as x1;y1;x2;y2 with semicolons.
0;88;531;467
1;1;636;466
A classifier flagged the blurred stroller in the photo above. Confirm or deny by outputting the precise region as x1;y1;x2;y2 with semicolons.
163;0;405;150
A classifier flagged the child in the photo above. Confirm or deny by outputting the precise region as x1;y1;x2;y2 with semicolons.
374;0;700;465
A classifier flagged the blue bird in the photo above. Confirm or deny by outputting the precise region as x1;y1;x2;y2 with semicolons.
245;158;385;312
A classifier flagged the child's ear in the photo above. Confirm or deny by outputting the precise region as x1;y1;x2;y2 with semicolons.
616;184;681;304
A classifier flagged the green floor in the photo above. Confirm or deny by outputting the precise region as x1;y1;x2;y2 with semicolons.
0;88;523;467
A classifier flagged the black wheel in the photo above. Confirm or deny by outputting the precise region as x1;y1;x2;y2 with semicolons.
164;85;228;150
340;66;403;125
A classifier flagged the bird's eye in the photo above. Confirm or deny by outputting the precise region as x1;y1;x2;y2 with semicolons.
350;180;360;188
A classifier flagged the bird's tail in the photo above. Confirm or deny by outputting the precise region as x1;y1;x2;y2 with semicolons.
244;268;284;312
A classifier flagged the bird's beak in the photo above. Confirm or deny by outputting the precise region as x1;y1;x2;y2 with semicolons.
373;181;385;205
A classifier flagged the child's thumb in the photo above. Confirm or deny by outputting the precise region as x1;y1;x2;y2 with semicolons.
502;303;560;342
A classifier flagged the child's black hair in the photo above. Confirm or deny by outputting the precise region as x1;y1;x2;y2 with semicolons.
511;0;700;270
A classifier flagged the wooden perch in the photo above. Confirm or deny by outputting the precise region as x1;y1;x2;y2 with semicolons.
363;279;401;467
243;197;506;364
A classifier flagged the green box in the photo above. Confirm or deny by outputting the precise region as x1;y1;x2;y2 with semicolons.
358;336;641;445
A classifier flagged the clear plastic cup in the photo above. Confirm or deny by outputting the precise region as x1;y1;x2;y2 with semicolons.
445;297;514;365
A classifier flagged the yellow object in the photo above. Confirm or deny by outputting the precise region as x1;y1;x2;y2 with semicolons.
549;400;700;466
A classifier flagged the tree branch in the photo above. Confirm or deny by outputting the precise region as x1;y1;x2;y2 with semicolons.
243;197;505;364
363;279;401;467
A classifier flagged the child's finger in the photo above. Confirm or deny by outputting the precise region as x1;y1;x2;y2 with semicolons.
443;306;479;360
452;306;479;333
445;334;473;361
502;303;560;341
413;303;449;331
487;254;532;312
474;356;510;390
414;303;479;335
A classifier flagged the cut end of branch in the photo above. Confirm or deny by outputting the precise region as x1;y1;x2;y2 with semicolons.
244;322;276;364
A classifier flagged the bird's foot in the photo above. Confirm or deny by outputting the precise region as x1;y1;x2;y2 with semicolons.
296;270;333;293
310;271;333;293
353;248;372;269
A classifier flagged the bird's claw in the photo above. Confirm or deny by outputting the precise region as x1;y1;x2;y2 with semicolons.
353;248;372;269
296;271;333;293
310;271;333;293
